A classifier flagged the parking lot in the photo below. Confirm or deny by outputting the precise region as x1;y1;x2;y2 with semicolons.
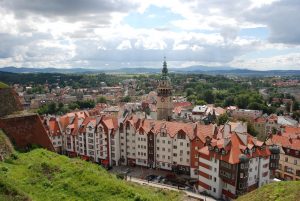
110;165;197;191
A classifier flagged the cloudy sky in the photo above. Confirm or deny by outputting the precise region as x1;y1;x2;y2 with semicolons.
0;0;300;70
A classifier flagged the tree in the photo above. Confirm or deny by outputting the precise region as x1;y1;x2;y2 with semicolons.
186;88;194;97
293;101;299;111
247;122;258;137
97;96;107;103
217;113;229;125
68;102;80;110
195;99;207;105
203;90;214;104
121;96;131;103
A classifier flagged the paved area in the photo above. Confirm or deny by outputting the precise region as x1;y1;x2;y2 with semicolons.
110;165;190;180
110;165;216;201
127;177;216;201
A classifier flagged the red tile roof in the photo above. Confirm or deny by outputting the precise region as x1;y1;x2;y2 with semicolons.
200;132;270;164
267;134;300;151
48;118;62;137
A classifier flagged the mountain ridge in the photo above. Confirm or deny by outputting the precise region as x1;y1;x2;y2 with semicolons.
0;66;300;76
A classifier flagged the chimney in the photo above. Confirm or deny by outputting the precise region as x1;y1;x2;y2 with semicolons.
224;123;231;138
224;136;230;147
253;137;257;145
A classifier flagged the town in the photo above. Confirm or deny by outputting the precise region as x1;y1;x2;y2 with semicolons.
1;60;299;200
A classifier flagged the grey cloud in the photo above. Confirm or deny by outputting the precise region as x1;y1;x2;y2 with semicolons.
245;0;300;44
1;0;137;22
0;33;51;58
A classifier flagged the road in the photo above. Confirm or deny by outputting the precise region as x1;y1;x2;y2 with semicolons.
126;177;216;201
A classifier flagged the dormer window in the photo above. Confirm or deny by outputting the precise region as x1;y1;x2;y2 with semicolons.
221;149;226;155
208;145;214;151
252;147;256;153
215;147;219;152
177;132;186;139
160;131;167;137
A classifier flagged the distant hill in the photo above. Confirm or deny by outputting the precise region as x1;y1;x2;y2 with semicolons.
236;181;300;201
1;66;300;76
0;149;182;201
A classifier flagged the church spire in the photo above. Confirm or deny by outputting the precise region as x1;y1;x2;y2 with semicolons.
162;56;168;77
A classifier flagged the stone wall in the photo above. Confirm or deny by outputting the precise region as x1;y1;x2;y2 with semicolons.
0;114;55;151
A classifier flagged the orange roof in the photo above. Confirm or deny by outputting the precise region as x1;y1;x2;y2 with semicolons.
268;134;300;150
200;132;270;164
48;118;62;137
173;102;192;108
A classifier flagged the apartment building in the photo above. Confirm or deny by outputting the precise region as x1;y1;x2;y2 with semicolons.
267;127;300;180
43;117;63;153
43;112;280;200
198;124;280;200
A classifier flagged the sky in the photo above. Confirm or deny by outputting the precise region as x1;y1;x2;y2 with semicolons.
0;0;300;70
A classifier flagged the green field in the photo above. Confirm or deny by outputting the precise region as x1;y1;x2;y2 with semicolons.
236;180;300;201
0;149;181;201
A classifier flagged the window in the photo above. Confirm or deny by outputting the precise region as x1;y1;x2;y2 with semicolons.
157;147;159;150
173;145;177;149
214;177;216;182
162;140;165;143
173;153;177;157
240;173;244;178
177;133;186;139
157;154;159;158
285;157;288;162
294;160;297;165
168;141;171;144
162;148;165;151
187;143;189;147
180;142;183;146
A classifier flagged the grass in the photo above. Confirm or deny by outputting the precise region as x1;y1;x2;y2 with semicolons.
236;180;300;201
0;149;182;201
0;130;14;160
0;81;9;89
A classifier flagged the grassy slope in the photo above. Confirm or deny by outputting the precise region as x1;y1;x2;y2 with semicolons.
237;181;300;201
0;81;9;89
0;149;182;201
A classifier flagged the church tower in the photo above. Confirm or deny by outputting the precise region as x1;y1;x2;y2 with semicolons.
157;57;173;121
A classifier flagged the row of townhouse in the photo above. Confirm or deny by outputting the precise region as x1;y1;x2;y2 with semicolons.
44;111;120;168
44;112;280;200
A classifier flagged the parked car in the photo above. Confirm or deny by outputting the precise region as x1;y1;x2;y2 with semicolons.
153;176;165;183
145;174;157;181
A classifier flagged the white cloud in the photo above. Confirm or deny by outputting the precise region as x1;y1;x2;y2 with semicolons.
0;0;299;69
